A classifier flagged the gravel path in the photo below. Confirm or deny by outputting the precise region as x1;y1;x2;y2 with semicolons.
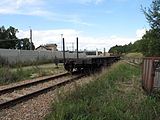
0;75;95;120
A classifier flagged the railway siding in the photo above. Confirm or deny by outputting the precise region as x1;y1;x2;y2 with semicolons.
0;72;83;110
0;72;95;120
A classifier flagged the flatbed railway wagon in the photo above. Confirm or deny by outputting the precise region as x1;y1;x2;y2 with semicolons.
64;56;120;72
61;37;120;72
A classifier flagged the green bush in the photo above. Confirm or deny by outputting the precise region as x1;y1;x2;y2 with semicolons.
0;67;20;85
0;67;33;86
0;56;8;67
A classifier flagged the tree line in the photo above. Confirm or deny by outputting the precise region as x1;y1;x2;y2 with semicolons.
109;0;160;57
0;26;35;50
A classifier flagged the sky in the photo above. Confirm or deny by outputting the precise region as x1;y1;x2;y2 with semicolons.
0;0;152;52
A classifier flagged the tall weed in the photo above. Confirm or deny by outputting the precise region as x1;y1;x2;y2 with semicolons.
0;67;20;85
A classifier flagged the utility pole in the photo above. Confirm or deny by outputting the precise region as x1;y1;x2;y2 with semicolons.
76;37;79;59
61;34;63;51
62;38;65;63
29;27;33;50
104;48;106;56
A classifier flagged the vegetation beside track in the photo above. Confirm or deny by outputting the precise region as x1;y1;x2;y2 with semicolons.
0;63;65;86
125;52;144;58
46;62;160;120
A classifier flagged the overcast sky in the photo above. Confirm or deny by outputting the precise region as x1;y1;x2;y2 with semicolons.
0;0;152;51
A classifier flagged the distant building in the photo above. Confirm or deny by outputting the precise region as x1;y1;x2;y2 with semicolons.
36;44;57;51
85;51;102;56
99;52;110;56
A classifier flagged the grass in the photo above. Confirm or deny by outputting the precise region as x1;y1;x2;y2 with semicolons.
45;62;160;120
125;53;144;58
0;64;65;86
0;67;22;86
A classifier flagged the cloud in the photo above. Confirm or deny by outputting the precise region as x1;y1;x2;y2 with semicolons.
0;0;48;16
44;13;94;26
0;0;92;26
66;0;104;4
17;29;137;52
136;29;147;38
95;0;104;4
0;9;49;16
114;0;129;2
17;29;81;50
68;19;94;26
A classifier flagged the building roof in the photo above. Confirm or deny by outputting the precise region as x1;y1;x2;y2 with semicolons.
45;44;57;47
35;44;57;50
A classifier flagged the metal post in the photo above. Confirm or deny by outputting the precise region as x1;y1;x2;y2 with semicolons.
61;34;63;51
104;48;106;56
63;38;66;63
76;37;79;59
30;29;33;50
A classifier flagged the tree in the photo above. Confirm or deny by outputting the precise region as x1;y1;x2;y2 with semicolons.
140;29;160;57
108;45;127;54
0;26;35;50
21;38;31;50
132;40;143;52
108;1;159;57
142;0;160;30
16;38;35;50
141;0;160;57
0;26;18;49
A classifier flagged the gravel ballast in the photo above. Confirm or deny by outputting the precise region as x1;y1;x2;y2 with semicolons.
0;75;95;120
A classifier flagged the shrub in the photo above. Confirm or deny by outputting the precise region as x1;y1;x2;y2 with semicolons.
0;67;20;85
0;56;8;67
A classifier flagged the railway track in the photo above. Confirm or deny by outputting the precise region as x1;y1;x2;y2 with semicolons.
0;72;84;110
123;60;141;68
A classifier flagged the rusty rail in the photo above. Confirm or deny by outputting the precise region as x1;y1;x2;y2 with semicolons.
0;73;84;110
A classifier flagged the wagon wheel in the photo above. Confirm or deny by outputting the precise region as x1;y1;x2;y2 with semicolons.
68;64;73;73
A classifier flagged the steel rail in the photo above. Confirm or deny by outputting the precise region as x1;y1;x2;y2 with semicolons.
0;72;71;96
0;74;84;110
